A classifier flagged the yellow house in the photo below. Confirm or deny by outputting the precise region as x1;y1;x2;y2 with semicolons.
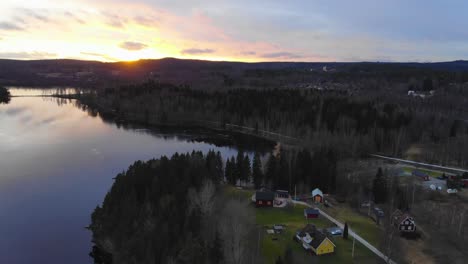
310;233;335;255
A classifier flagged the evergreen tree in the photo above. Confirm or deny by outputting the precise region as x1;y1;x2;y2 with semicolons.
343;222;349;239
265;155;278;188
0;86;10;104
235;151;244;185
252;153;263;189
242;155;251;185
373;167;387;204
225;158;235;185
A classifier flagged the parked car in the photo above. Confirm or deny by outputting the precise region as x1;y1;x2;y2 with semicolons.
325;227;343;236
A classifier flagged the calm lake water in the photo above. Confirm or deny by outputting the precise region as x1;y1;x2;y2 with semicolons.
0;88;246;264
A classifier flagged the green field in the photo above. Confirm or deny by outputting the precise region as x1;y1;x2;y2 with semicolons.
402;166;443;178
320;205;382;246
256;205;377;264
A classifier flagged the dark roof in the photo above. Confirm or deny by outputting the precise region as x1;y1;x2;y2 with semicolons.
256;191;275;200
309;231;328;249
298;224;317;237
304;208;320;214
412;170;428;177
276;190;289;195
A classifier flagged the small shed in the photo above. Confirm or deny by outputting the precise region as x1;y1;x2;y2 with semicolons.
255;191;275;207
311;188;324;203
304;208;320;219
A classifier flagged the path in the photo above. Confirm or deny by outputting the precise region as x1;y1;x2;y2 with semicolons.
370;154;468;174
293;200;396;264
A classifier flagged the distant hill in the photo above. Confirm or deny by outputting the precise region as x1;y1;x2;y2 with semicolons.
0;58;467;88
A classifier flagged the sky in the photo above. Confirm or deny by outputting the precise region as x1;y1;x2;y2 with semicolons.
0;0;467;62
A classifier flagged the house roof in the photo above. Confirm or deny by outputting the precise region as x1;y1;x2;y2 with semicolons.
398;214;414;225
256;191;275;200
276;190;289;195
304;208;320;215
309;231;335;249
392;210;415;225
298;224;317;237
312;188;323;197
412;170;428;177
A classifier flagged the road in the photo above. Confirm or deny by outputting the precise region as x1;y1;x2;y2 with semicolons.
293;200;396;264
370;154;468;174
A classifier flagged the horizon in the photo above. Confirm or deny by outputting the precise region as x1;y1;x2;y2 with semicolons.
0;56;467;64
1;1;468;62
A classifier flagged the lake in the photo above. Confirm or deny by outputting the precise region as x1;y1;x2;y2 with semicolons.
0;88;253;264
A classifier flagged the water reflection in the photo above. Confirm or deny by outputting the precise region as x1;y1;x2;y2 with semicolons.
0;89;264;264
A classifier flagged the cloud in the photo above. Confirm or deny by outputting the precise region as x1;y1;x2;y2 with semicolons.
0;22;24;31
261;52;302;59
240;51;256;56
119;41;148;51
0;51;57;60
20;9;49;22
133;15;159;27
102;12;128;28
64;11;86;24
181;48;215;55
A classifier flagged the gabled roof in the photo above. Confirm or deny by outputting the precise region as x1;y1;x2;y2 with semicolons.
312;188;323;197
392;210;415;225
309;231;336;249
256;191;275;200
398;214;415;225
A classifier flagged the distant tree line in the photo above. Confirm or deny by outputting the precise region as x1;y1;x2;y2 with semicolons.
224;148;337;194
0;86;10;104
80;79;468;167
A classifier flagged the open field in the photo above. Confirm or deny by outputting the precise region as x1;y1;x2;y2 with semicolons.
401;166;444;178
256;204;378;264
319;204;382;247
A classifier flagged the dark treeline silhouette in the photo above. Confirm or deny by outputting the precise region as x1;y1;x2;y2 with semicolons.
77;79;468;167
0;86;10;104
225;148;337;194
89;151;227;264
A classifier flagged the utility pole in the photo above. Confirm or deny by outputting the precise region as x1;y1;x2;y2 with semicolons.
352;234;355;258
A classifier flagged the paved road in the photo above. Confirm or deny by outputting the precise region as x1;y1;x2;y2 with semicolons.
293;200;396;264
370;154;468;174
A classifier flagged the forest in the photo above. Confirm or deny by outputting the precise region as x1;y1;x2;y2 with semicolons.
76;75;468;168
89;150;262;264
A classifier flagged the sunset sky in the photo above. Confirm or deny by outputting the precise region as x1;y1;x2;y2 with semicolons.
0;0;467;62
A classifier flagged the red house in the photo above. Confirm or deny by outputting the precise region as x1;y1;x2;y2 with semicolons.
304;208;320;219
255;191;275;207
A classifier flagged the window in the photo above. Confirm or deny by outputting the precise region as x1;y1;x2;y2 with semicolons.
258;201;263;205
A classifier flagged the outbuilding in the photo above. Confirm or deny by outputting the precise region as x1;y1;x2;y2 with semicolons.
255;191;275;207
311;188;324;203
304;208;320;219
392;210;416;233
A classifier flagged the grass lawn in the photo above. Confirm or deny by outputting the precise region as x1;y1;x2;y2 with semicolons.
256;205;377;264
321;204;382;246
402;166;443;178
225;187;379;263
223;185;255;200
